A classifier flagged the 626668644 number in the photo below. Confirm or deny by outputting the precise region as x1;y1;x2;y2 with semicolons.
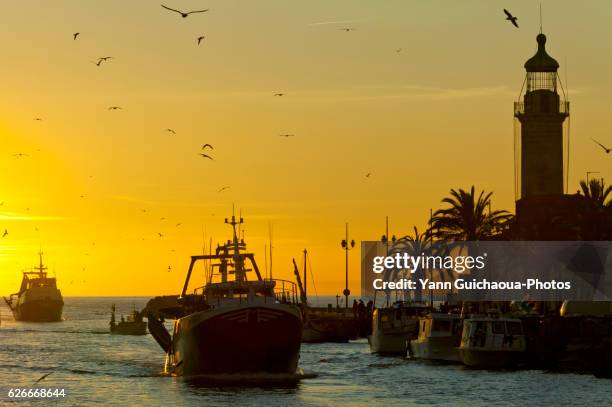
8;388;66;398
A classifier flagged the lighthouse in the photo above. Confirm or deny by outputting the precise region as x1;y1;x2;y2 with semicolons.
514;33;569;198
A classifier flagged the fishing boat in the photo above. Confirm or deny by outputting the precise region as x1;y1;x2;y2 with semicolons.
409;313;462;362
368;301;429;354
458;316;527;368
148;214;303;377
110;304;147;335
3;252;63;322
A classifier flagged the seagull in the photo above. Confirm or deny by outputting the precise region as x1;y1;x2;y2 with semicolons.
79;195;85;198
99;56;113;61
395;48;402;53
504;9;519;28
167;266;172;272
160;217;166;220
201;144;213;150
34;118;43;121
175;223;181;227
274;93;285;97
158;232;164;238
92;59;103;67
197;36;206;45
591;138;611;154
200;154;213;160
108;106;122;110
365;172;371;178
73;32;80;40
13;153;29;158
2;229;7;238
217;186;230;193
279;134;295;138
161;5;209;18
339;28;354;32
33;372;53;385
164;128;176;135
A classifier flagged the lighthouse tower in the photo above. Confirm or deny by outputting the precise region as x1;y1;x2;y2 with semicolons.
514;33;569;198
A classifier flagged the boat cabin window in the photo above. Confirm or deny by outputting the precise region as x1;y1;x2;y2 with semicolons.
506;322;523;335
493;321;505;334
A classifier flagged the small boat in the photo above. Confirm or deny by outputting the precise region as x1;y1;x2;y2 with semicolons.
409;313;462;363
368;301;429;354
3;252;63;322
458;316;526;368
148;214;303;377
110;304;147;335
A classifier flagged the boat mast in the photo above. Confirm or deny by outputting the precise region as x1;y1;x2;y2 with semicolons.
35;251;47;277
225;211;245;282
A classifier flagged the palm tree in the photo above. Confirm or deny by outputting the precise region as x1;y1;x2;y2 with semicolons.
430;186;512;241
579;178;612;208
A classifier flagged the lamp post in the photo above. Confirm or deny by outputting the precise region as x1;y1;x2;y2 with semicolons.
341;222;355;308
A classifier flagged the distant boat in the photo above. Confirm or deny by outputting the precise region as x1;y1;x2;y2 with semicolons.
110;304;147;335
458;315;526;368
148;214;303;377
3;252;63;322
409;313;462;363
368;301;430;354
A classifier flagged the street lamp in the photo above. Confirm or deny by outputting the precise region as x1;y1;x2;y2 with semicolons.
340;222;355;308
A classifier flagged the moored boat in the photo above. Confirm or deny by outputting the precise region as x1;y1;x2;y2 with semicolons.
458;316;527;368
409;313;462;362
3;252;63;322
368;301;429;354
110;304;147;335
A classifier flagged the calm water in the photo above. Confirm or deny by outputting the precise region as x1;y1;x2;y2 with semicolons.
0;297;610;406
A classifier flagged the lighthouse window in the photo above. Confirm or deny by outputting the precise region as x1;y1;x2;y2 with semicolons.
527;72;556;93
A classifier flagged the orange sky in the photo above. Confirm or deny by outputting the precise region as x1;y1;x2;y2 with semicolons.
0;1;610;297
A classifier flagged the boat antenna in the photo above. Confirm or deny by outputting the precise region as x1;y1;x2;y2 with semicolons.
268;221;273;279
539;2;543;34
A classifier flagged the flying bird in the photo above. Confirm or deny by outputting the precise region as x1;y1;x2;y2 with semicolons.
217;186;230;193
175;223;182;227
13;153;29;158
73;32;80;40
34;118;43;121
201;144;213;150
504;9;519;28
158;232;164;238
339;28;354;32
591;139;611;154
365;172;371;178
395;48;402;53
197;36;206;45
167;266;172;272
33;372;53;385
108;106;122;110
274;93;285;97
164;128;176;135
2;229;7;238
279;134;295;138
200;154;213;160
161;4;209;18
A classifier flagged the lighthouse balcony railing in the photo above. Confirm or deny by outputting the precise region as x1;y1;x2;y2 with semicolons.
514;101;570;116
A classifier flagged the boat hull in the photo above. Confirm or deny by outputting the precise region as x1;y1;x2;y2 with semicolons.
111;322;148;335
368;331;413;354
171;304;302;376
458;348;525;368
12;299;63;322
410;336;460;363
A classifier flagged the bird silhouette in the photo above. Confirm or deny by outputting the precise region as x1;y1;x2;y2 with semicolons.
274;93;285;97
73;32;80;40
13;153;29;158
197;36;206;45
2;229;8;238
339;28;354;32
200;154;213;160
504;9;519;28
161;5;209;18
395;48;402;53
164;128;176;135
108;106;122;110
92;59;103;67
591;139;611;154
279;134;295;137
365;172;371;178
33;372;53;385
158;232;164;238
217;186;230;193
201;144;213;150
167;266;172;272
34;118;43;121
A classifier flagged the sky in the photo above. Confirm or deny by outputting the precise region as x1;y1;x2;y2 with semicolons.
0;0;611;297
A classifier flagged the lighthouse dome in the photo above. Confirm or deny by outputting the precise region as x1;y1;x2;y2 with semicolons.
524;34;559;72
